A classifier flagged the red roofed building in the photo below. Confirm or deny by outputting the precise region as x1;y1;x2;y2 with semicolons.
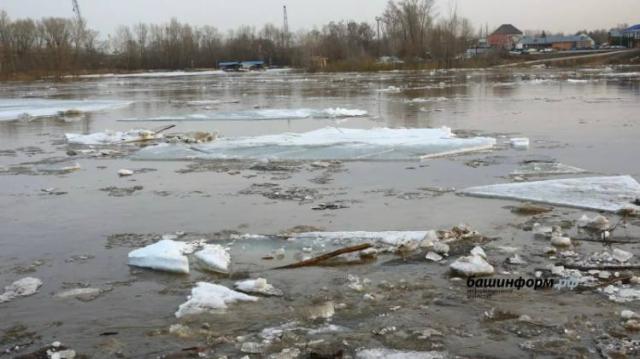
488;24;523;49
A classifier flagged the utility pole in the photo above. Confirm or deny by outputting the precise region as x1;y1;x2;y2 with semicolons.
282;5;289;48
376;17;382;56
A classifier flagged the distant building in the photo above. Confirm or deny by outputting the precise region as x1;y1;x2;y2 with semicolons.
488;24;523;49
518;34;595;50
218;60;265;71
465;38;491;58
611;24;640;48
218;61;242;71
241;61;265;70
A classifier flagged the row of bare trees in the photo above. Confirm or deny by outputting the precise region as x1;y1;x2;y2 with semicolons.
0;1;478;77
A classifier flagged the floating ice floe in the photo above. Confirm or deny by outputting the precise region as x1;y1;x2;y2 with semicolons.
122;108;367;122
234;278;283;297
356;348;448;359
425;251;444;262
567;79;590;83
602;285;640;303
77;70;226;79
182;99;241;106
118;169;134;177
603;72;640;79
460;176;640;213
378;86;402;93
133;127;496;161
404;97;448;103
290;231;429;246
450;251;494;277
577;214;610;231
613;249;634;263
127;239;190;274
511;162;586;177
0;98;130;121
175;282;258;318
510;137;530;150
66;129;161;145
0;277;43;303
54;287;103;301
194;244;230;273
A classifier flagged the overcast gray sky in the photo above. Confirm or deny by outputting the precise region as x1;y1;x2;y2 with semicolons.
2;0;639;37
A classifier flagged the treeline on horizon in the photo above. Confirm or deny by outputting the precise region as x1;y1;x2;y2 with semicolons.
0;0;618;79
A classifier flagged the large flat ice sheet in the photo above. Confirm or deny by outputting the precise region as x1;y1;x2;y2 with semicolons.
77;70;226;79
132;127;496;161
122;108;367;122
460;176;640;212
0;98;130;121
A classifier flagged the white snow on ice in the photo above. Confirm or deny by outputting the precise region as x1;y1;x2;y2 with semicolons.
122;108;367;122
127;239;190;274
132;127;496;161
460;176;640;213
175;282;258;318
0;98;131;121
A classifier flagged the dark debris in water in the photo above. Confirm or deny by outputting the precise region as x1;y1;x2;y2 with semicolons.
100;185;144;197
239;183;320;203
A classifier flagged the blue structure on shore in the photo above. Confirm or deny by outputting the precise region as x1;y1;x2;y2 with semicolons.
218;60;265;71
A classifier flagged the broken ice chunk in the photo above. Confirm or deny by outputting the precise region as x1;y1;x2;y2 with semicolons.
433;242;450;256
450;255;494;277
356;348;448;359
234;278;283;297
470;246;487;259
175;282;258;318
127;239;189;274
577;214;610;231
460;176;640;213
194;244;230;273
551;234;572;247
0;277;43;303
510;137;530;150
304;301;335;320
0;98;130;122
511;162;586;177
425;252;444;262
54;287;103;301
66;129;162;145
613;249;634;263
507;254;527;265
118;169;134;177
621;310;640;319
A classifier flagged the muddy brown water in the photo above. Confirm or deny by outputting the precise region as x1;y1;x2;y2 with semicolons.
1;67;640;358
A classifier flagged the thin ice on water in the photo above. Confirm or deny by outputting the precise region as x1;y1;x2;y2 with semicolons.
122;108;368;122
0;98;130;121
460;175;640;212
133;127;496;161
